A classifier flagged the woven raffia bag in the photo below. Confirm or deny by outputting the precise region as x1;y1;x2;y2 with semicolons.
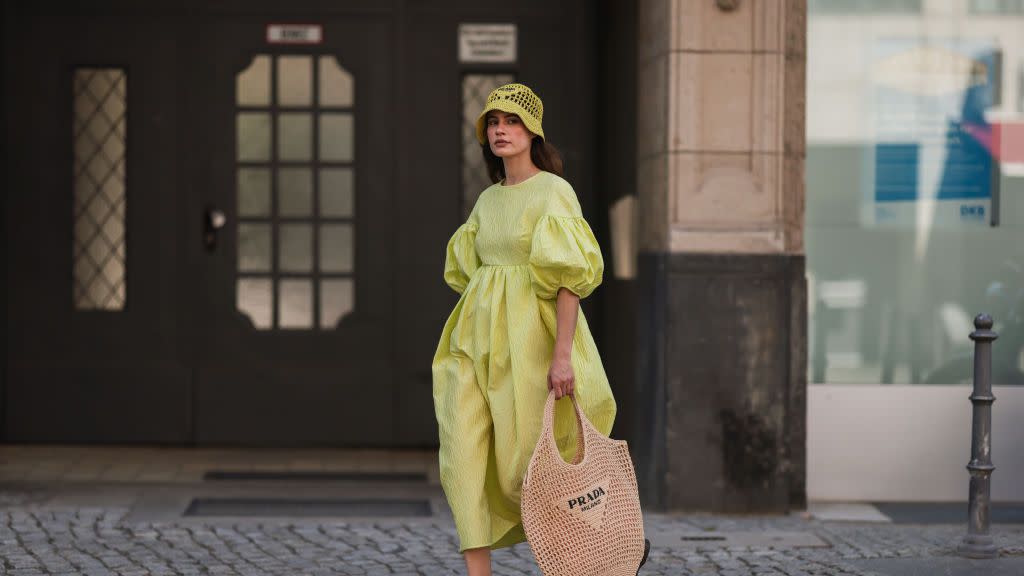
521;390;646;576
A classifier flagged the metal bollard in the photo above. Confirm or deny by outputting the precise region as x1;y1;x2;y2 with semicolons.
957;314;998;559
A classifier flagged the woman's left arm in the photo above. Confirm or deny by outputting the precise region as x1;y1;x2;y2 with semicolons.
548;286;580;399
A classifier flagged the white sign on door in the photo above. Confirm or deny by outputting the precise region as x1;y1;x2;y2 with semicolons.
458;23;517;64
266;24;323;45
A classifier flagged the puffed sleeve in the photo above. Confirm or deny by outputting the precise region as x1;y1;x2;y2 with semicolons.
442;222;481;294
528;188;604;300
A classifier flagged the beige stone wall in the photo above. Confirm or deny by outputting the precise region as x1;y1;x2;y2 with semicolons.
637;0;806;254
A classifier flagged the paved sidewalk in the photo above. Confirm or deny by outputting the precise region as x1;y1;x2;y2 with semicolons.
1;447;1022;575
1;483;1022;576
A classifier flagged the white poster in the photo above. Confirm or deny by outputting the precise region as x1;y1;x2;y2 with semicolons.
458;24;517;64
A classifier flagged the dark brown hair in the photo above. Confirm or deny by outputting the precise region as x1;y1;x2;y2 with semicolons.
482;136;564;184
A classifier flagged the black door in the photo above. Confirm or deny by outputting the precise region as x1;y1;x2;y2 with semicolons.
5;9;191;443
191;13;395;446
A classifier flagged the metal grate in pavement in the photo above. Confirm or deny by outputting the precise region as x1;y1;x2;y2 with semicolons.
650;531;830;549
183;497;432;518
202;470;428;483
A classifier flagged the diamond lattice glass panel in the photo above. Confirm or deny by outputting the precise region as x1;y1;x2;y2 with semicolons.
73;67;127;310
320;223;354;272
238;223;272;272
279;168;313;217
320;168;354;217
238;112;271;161
237;55;271;106
237;278;273;329
321;278;354;328
319;56;354;107
462;74;514;219
238;168;271;217
319;113;353;161
278;55;313;107
278;112;312;161
279;223;313;272
279;279;313;329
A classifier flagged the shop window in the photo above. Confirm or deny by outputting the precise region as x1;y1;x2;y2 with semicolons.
969;0;1024;14
806;3;1024;385
808;0;921;13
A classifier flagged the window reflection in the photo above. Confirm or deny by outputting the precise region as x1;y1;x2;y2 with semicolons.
807;2;1024;385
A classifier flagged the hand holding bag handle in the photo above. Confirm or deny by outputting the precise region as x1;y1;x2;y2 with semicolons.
523;391;586;489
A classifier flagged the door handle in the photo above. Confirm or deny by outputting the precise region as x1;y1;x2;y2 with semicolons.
204;206;226;252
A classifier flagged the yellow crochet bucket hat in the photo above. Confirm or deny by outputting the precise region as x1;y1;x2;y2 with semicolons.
475;83;545;145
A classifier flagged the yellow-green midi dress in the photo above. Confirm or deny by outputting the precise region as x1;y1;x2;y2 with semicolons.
431;170;617;552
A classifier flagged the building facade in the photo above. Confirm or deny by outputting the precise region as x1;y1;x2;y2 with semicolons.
3;0;1021;511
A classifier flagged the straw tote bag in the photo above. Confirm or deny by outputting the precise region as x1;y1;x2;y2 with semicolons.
520;390;646;576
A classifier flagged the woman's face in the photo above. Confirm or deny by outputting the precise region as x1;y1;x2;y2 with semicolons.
485;111;533;158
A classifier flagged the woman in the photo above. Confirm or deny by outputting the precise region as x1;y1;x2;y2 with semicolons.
432;83;631;575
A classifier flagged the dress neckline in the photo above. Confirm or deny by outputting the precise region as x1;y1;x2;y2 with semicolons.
498;171;545;188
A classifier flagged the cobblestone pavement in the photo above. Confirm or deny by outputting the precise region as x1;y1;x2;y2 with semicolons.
1;486;1022;576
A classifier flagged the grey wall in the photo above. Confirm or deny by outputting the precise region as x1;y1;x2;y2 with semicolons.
634;253;807;512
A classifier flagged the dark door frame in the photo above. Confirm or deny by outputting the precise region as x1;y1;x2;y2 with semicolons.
188;9;397;447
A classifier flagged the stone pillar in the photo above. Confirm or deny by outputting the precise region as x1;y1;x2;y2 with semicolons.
633;0;807;513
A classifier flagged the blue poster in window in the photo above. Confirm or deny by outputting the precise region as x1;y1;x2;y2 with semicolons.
869;38;997;226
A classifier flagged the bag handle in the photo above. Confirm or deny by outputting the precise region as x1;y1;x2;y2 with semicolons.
523;390;593;487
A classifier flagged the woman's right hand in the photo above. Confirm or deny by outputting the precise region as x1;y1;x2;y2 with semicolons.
547;353;575;399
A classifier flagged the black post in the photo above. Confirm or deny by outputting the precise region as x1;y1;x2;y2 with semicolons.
957;314;998;559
